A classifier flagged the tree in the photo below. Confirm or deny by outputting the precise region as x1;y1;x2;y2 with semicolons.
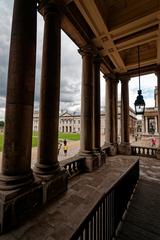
0;121;4;128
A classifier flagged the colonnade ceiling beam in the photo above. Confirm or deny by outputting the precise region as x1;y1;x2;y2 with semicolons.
115;30;158;52
38;0;73;5
157;24;160;64
38;0;160;76
74;0;126;72
126;58;157;71
122;64;157;78
61;15;87;47
110;11;160;40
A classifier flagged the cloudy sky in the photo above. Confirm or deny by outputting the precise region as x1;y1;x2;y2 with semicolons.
0;1;157;120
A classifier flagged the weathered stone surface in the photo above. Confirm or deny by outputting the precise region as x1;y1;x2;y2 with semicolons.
3;154;160;239
0;157;138;239
156;148;160;159
118;143;131;155
0;180;43;234
108;143;118;156
116;180;160;240
42;170;68;203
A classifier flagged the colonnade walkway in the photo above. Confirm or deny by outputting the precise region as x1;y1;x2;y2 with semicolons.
0;155;160;239
116;179;160;240
115;154;160;240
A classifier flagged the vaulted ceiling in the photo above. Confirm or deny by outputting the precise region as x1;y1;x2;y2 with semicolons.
39;0;160;76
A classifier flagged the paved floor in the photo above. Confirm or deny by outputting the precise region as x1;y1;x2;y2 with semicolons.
0;135;157;167
0;156;138;240
116;179;160;240
0;140;80;167
0;138;160;239
31;140;80;167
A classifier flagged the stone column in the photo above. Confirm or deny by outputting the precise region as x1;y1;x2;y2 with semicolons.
104;76;111;146
156;69;160;158
92;56;105;166
0;0;43;233
33;4;67;201
142;116;145;133
79;45;98;171
145;117;148;134
93;55;101;151
0;0;37;190
105;75;118;155
155;116;158;134
118;75;131;155
113;78;118;145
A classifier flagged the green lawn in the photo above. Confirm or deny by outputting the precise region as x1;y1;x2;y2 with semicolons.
0;133;3;152
59;132;80;141
0;132;80;152
32;136;38;147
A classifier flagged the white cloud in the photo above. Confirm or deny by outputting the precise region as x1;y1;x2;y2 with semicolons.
0;107;5;121
129;73;157;109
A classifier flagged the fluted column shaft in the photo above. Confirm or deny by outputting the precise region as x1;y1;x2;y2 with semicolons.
120;76;130;143
34;5;61;175
93;56;101;150
79;45;94;153
1;0;37;189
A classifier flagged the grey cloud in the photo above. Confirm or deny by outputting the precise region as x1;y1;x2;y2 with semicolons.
0;2;82;118
0;1;13;116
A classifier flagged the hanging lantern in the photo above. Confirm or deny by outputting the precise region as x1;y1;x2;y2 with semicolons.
134;46;145;115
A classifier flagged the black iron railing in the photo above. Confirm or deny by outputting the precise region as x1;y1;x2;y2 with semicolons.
70;160;139;240
131;146;157;158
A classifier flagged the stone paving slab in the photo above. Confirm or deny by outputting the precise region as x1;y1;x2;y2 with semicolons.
0;152;160;239
116;180;160;240
0;156;138;240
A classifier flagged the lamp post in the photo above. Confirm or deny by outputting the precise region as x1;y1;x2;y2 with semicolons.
134;46;145;115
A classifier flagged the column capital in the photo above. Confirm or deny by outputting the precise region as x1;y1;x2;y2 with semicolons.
78;44;95;57
119;74;130;83
155;65;160;77
113;77;119;85
103;73;116;81
39;3;61;19
93;54;101;63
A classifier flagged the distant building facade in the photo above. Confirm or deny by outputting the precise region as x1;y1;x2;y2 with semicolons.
117;102;137;139
33;111;39;132
142;86;158;136
59;112;80;133
33;102;137;139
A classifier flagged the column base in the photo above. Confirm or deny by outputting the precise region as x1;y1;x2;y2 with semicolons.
156;148;160;159
93;148;106;167
40;169;68;203
0;170;34;191
102;143;110;155
33;165;68;203
0;179;43;234
79;151;99;172
33;162;60;176
108;143;118;156
118;142;131;155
